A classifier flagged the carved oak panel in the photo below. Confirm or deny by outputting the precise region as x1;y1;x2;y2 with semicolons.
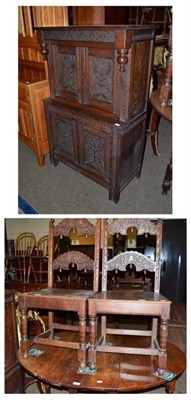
129;40;151;119
89;57;113;103
78;123;111;180
58;53;77;95
56;118;74;156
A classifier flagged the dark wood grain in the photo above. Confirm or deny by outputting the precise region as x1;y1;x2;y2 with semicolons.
17;333;185;393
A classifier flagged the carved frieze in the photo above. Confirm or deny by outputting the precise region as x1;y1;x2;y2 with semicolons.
42;29;115;43
54;218;95;237
106;250;156;272
52;251;94;271
108;218;157;236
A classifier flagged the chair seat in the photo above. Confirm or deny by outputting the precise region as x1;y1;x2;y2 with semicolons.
89;291;171;319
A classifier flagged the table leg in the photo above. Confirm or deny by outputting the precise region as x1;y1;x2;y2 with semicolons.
150;108;161;156
162;156;172;194
158;318;168;375
88;315;97;371
20;308;29;359
78;315;87;369
165;379;176;393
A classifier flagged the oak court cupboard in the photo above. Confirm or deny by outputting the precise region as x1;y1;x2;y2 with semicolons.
38;25;156;203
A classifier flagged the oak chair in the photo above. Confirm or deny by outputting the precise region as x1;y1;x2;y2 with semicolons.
18;218;101;371
88;218;171;375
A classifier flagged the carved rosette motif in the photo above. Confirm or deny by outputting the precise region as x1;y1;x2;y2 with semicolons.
57;119;74;155
52;251;94;271
107;251;156;272
108;218;157;236
54;218;95;237
90;57;113;102
84;131;105;172
59;53;77;94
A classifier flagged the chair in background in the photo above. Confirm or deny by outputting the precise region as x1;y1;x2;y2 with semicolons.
88;218;171;375
27;235;49;282
5;232;36;283
18;218;101;372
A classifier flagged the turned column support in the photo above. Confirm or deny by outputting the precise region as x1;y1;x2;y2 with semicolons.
158;318;169;375
41;41;49;61
88;315;97;371
78;315;87;369
117;49;129;72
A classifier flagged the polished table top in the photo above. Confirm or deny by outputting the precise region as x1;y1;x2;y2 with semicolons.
151;89;172;123
17;334;185;393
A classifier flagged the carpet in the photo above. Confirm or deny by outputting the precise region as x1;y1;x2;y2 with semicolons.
18;195;39;214
168;302;186;354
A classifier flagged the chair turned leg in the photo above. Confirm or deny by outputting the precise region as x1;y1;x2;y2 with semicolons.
20;308;30;359
78;315;87;370
88;316;97;371
158;318;168;375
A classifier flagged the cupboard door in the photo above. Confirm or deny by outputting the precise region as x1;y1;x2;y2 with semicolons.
48;108;78;165
84;47;115;113
78;118;112;183
18;100;36;144
48;44;83;104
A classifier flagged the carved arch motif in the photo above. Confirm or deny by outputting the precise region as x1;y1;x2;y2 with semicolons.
108;218;157;236
107;251;156;272
52;251;94;271
54;218;95;237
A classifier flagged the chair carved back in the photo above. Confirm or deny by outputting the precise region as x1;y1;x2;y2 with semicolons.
102;218;163;292
48;218;101;291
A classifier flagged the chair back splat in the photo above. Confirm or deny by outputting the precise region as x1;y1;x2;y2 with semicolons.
102;218;163;292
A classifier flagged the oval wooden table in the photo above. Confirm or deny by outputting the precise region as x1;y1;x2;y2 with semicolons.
150;88;172;194
17;333;185;394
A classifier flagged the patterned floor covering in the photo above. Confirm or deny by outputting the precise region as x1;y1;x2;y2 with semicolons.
168;302;186;354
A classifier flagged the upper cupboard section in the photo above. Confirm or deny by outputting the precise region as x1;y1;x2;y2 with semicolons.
38;25;155;122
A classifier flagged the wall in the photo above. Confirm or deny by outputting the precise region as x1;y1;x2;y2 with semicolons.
5;218;97;244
